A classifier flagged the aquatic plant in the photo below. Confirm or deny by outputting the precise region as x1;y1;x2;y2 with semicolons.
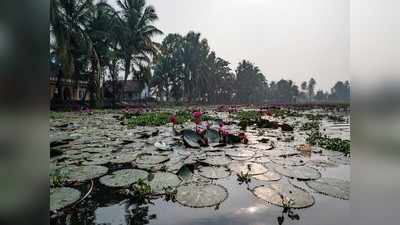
131;179;153;204
306;130;350;156
50;111;65;119
300;121;320;131
50;169;67;188
236;171;252;185
277;197;300;225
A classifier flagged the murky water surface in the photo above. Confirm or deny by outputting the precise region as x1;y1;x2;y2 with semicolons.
50;109;350;225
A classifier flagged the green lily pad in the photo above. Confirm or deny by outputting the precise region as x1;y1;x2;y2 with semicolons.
182;129;202;148
252;171;281;181
135;154;170;165
251;156;272;164
202;155;232;166
271;157;305;166
149;172;182;194
109;152;140;164
205;129;221;147
154;141;173;151
228;162;268;175
61;165;108;182
273;165;321;180
307;160;337;168
198;166;231;179
99;169;149;188
253;182;314;209
306;178;350;200
50;187;81;211
176;184;228;208
225;149;255;158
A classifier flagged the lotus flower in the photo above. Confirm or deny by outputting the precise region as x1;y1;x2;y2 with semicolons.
169;114;177;127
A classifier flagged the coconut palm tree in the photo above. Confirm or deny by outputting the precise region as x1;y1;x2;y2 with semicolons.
115;0;163;101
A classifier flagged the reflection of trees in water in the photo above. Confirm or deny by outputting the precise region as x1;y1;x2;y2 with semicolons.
125;201;156;225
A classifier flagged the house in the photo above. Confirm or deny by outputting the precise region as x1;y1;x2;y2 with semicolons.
104;80;150;101
49;71;90;101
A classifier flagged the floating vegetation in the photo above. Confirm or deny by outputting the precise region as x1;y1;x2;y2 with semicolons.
50;187;81;211
306;178;350;200
175;184;228;208
271;157;306;166
109;152;140;164
201;155;232;166
135;154;169;165
253;182;314;209
148;172;182;194
198;166;231;179
131;178;153;204
306;130;350;156
300;121;320;131
252;171;281;181
228;162;268;175
273;165;321;180
182;129;203;148
60;165;109;182
125;111;217;127
99;169;149;188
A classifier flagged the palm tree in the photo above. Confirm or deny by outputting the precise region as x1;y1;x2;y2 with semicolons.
50;0;104;107
115;0;163;101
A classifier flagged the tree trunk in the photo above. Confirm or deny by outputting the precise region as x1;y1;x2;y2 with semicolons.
121;57;131;102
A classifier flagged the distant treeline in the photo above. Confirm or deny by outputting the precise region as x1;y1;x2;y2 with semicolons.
50;0;349;107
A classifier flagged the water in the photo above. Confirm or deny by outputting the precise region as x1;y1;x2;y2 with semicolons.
50;110;350;225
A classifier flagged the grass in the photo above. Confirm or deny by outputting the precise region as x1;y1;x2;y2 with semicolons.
50;111;65;119
306;129;350;156
300;121;320;131
126;111;217;127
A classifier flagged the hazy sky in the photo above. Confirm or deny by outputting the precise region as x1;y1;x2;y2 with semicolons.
110;0;349;91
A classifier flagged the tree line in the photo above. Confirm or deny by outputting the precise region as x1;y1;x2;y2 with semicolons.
50;0;350;108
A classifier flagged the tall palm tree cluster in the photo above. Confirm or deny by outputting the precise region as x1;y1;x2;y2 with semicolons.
50;0;350;107
151;32;350;104
50;0;162;107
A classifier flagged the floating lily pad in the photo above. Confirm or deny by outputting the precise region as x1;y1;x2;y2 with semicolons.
99;169;149;188
251;156;272;164
306;178;350;200
82;154;111;166
154;141;173;151
205;129;221;146
328;156;351;165
202;155;232;166
307;160;337;168
176;184;228;208
198;166;231;179
252;171;281;181
253;182;314;208
273;165;321;180
225;149;255;158
182;129;202;148
50;187;81;211
228;162;268;175
271;157;305;166
149;172;182;194
135;154;169;165
61;165;108;182
109;152;140;164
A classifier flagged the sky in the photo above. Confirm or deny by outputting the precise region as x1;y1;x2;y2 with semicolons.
110;0;349;92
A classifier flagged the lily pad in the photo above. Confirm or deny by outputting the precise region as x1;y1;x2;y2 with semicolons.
273;165;321;180
61;165;108;182
182;129;202;148
307;160;337;168
109;152;140;164
202;155;232;166
225;149;255;158
328;156;351;165
154;141;173;151
251;156;271;164
99;169;149;188
198;166;231;179
148;172;182;194
306;178;350;200
176;184;228;208
228;162;268;175
253;182;314;208
205;129;221;146
252;171;281;181
135;154;169;165
271;157;305;166
50;187;81;211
